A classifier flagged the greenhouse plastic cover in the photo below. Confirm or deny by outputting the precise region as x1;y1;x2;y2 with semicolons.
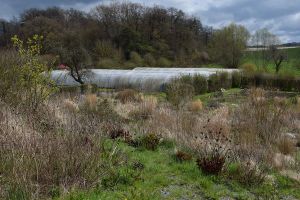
50;67;239;91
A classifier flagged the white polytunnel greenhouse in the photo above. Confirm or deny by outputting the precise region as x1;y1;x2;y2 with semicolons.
50;68;239;91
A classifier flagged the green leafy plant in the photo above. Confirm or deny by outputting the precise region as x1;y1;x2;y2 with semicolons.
166;80;195;109
232;71;242;88
193;75;208;94
141;133;160;151
11;35;57;111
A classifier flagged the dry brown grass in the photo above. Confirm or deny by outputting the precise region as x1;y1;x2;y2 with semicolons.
63;99;79;113
0;94;129;199
116;89;141;104
273;153;296;170
233;88;287;146
83;94;98;110
0;104;99;198
277;136;296;155
188;99;203;112
129;96;157;120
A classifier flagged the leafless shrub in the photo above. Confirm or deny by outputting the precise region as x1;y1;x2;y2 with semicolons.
194;122;233;175
226;159;267;186
232;88;287;145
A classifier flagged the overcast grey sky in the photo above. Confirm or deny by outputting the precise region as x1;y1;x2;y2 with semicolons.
1;0;299;42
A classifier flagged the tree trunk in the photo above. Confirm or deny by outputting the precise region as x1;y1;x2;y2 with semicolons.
80;84;85;94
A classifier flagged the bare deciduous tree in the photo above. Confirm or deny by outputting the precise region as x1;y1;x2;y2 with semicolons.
251;28;280;69
58;32;92;92
269;45;287;73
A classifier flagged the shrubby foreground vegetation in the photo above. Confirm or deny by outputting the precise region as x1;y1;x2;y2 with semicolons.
0;36;300;200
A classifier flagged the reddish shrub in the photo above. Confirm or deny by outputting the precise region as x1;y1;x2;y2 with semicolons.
197;156;226;175
175;150;192;162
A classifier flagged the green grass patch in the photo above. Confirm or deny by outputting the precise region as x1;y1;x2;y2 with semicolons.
60;139;300;200
195;88;244;106
243;47;300;76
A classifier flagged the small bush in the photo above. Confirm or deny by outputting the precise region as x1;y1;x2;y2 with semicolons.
157;57;172;67
192;51;210;64
100;144;137;189
219;72;232;89
116;89;141;103
0;35;56;111
241;63;257;74
188;100;203;112
226;161;267;186
197;155;225;175
124;61;136;69
180;75;194;86
109;127;132;143
195;126;232;175
208;74;221;92
97;58;120;68
143;53;156;66
232;71;242;88
207;72;233;92
166;80;195;109
130;51;143;66
141;133;160;151
175;150;192;162
193;75;208;94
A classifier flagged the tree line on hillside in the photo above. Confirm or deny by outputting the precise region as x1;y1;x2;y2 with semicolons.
0;2;288;85
0;3;213;67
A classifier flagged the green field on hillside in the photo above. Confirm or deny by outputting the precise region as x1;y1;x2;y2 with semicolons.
243;47;300;76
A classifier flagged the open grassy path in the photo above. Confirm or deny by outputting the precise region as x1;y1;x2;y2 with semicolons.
61;140;300;200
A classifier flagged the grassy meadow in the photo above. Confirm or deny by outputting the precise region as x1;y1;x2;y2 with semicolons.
243;47;300;76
